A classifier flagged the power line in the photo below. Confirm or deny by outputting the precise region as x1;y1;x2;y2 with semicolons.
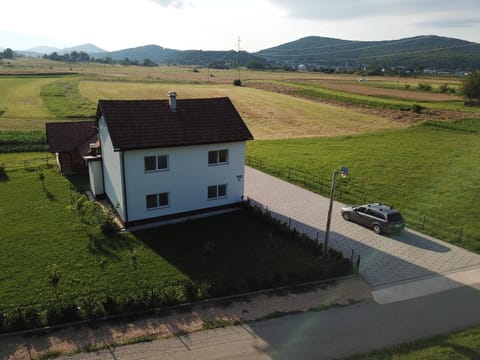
260;42;480;63
260;36;432;55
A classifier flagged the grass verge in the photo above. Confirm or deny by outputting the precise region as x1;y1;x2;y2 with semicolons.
345;325;480;360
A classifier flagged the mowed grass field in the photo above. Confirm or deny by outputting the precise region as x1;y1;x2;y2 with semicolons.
80;80;405;138
0;76;58;120
0;75;407;138
247;119;480;251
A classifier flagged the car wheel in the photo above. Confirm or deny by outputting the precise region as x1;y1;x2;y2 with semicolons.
373;224;381;234
342;212;350;221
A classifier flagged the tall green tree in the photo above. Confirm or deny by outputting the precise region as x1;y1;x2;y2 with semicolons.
3;48;14;59
462;71;480;101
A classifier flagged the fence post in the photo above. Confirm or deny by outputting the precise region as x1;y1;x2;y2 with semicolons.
422;215;427;230
356;255;361;273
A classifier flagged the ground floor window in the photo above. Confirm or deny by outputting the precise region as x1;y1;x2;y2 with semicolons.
146;192;169;209
207;184;227;199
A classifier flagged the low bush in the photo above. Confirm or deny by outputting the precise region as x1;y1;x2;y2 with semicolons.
417;83;432;92
0;166;7;181
233;79;242;86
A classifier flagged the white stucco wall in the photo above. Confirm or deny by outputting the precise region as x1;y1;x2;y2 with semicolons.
98;116;126;220
123;142;246;222
87;159;104;197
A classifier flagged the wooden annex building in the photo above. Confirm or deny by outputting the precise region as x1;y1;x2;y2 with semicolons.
46;121;98;174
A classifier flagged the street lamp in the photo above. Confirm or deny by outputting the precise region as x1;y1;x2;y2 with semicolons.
324;166;349;255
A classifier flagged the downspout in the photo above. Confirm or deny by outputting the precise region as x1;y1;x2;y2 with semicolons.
121;150;129;224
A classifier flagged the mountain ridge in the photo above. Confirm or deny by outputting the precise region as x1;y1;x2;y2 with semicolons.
9;35;480;70
256;35;480;70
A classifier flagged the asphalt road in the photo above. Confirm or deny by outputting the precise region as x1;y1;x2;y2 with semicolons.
64;283;480;359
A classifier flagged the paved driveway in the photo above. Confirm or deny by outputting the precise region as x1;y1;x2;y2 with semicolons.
245;167;480;290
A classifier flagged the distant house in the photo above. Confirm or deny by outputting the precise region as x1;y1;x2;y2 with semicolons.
46;121;98;175
85;92;254;227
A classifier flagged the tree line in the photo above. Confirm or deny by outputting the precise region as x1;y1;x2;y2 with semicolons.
42;51;158;67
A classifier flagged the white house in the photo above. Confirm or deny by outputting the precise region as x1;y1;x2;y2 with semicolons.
86;92;254;227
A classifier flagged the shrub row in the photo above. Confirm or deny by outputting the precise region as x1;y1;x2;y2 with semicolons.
0;280;210;334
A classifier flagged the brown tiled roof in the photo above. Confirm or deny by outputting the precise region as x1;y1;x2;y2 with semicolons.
46;121;97;154
96;97;254;151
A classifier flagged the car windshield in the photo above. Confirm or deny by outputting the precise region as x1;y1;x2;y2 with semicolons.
388;213;403;222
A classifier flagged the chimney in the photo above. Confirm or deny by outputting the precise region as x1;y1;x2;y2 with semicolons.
168;91;177;112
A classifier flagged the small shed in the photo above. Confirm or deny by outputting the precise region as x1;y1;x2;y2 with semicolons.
46;121;98;174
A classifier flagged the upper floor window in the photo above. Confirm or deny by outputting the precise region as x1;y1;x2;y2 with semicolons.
145;155;169;172
208;149;228;165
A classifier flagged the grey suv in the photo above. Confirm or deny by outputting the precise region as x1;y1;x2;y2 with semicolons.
341;203;405;234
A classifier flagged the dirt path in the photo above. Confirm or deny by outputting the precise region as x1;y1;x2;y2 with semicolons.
0;277;370;360
248;81;472;124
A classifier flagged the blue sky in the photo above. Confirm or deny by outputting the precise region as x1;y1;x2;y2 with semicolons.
2;0;479;51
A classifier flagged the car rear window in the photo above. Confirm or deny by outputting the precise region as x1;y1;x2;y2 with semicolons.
388;213;403;222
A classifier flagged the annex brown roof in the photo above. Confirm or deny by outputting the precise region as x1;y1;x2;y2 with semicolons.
46;121;97;153
95;97;254;151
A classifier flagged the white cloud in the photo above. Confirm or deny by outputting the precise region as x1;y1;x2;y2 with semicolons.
268;0;480;21
147;0;184;8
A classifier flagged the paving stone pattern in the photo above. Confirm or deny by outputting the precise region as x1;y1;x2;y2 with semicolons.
245;167;480;288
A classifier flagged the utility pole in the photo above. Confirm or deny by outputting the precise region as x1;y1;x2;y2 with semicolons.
237;36;241;81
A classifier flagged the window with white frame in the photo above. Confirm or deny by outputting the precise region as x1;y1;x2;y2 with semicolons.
146;192;169;209
144;155;169;172
207;184;227;199
208;149;228;165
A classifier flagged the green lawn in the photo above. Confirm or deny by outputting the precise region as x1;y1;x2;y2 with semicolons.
246;119;480;251
0;153;348;315
346;326;480;360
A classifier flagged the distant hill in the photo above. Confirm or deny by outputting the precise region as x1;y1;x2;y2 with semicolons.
93;45;178;63
94;44;268;67
256;35;480;70
12;35;480;70
65;43;106;54
19;44;107;57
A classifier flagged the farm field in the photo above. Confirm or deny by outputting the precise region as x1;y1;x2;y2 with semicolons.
300;79;463;102
247;118;480;251
0;75;407;138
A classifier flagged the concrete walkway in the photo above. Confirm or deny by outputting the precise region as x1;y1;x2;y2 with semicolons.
244;167;480;302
